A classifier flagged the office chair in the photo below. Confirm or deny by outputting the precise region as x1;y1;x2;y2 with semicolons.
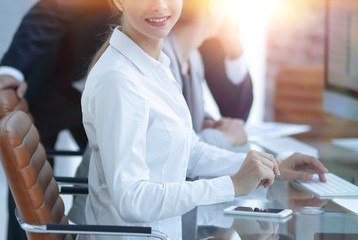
0;88;86;188
0;88;85;157
0;111;169;240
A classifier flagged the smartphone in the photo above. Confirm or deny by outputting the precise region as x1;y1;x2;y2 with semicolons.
224;206;292;218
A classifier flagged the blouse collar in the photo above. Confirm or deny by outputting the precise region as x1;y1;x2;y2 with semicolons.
109;27;171;74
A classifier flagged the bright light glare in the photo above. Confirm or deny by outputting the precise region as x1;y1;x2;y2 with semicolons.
224;0;276;123
228;0;284;23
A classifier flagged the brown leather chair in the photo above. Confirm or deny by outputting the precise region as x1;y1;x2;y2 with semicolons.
0;111;168;240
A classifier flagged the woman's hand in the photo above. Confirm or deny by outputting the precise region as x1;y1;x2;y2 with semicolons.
276;152;328;182
231;150;280;197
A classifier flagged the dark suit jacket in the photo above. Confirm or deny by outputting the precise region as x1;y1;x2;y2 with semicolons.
1;0;112;104
199;37;254;121
0;0;113;149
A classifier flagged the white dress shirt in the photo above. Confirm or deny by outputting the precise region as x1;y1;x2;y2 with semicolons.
80;28;246;240
225;53;248;85
0;66;25;81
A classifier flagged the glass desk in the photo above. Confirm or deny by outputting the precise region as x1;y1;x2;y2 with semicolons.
192;182;358;240
184;119;358;240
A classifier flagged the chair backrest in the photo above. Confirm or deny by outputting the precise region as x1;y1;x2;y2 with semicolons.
0;89;29;119
0;111;72;240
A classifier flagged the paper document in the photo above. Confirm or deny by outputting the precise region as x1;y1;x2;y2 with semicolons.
331;138;358;152
332;199;358;215
245;122;310;141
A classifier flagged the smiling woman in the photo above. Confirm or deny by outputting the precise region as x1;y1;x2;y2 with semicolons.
78;0;297;239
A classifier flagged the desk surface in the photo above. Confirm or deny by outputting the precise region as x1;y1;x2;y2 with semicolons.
186;118;358;240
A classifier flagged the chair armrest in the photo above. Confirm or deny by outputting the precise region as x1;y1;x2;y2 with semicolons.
46;224;169;240
47;224;151;234
46;149;85;157
59;186;88;195
55;176;88;194
15;208;169;240
54;176;88;185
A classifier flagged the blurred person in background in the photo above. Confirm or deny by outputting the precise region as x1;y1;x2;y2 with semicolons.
200;17;253;121
163;5;252;149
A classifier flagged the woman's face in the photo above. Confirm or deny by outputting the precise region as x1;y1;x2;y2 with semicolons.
117;0;182;44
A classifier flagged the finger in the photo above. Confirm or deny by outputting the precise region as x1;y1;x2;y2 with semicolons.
256;171;273;189
257;151;280;176
256;179;265;189
318;172;327;182
299;155;328;182
263;178;274;188
16;82;27;98
260;166;276;188
212;119;224;128
202;118;215;128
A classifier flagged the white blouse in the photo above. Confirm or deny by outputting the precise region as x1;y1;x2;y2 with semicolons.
80;28;246;240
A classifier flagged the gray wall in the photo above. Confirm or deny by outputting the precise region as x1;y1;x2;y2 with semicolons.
0;0;38;60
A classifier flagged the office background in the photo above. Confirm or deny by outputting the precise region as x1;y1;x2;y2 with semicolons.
0;0;326;239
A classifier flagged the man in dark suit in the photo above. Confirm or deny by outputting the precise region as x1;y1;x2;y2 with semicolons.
0;0;113;150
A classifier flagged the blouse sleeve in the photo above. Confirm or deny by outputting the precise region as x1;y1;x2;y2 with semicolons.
89;72;235;223
187;129;246;179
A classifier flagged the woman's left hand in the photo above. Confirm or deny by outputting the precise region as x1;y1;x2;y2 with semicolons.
276;153;328;182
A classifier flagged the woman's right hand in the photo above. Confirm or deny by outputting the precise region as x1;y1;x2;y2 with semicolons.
231;150;280;197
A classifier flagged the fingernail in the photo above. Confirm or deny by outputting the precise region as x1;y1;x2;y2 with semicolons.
306;174;313;180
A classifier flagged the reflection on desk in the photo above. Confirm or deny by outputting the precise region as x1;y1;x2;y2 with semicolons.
192;180;358;240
